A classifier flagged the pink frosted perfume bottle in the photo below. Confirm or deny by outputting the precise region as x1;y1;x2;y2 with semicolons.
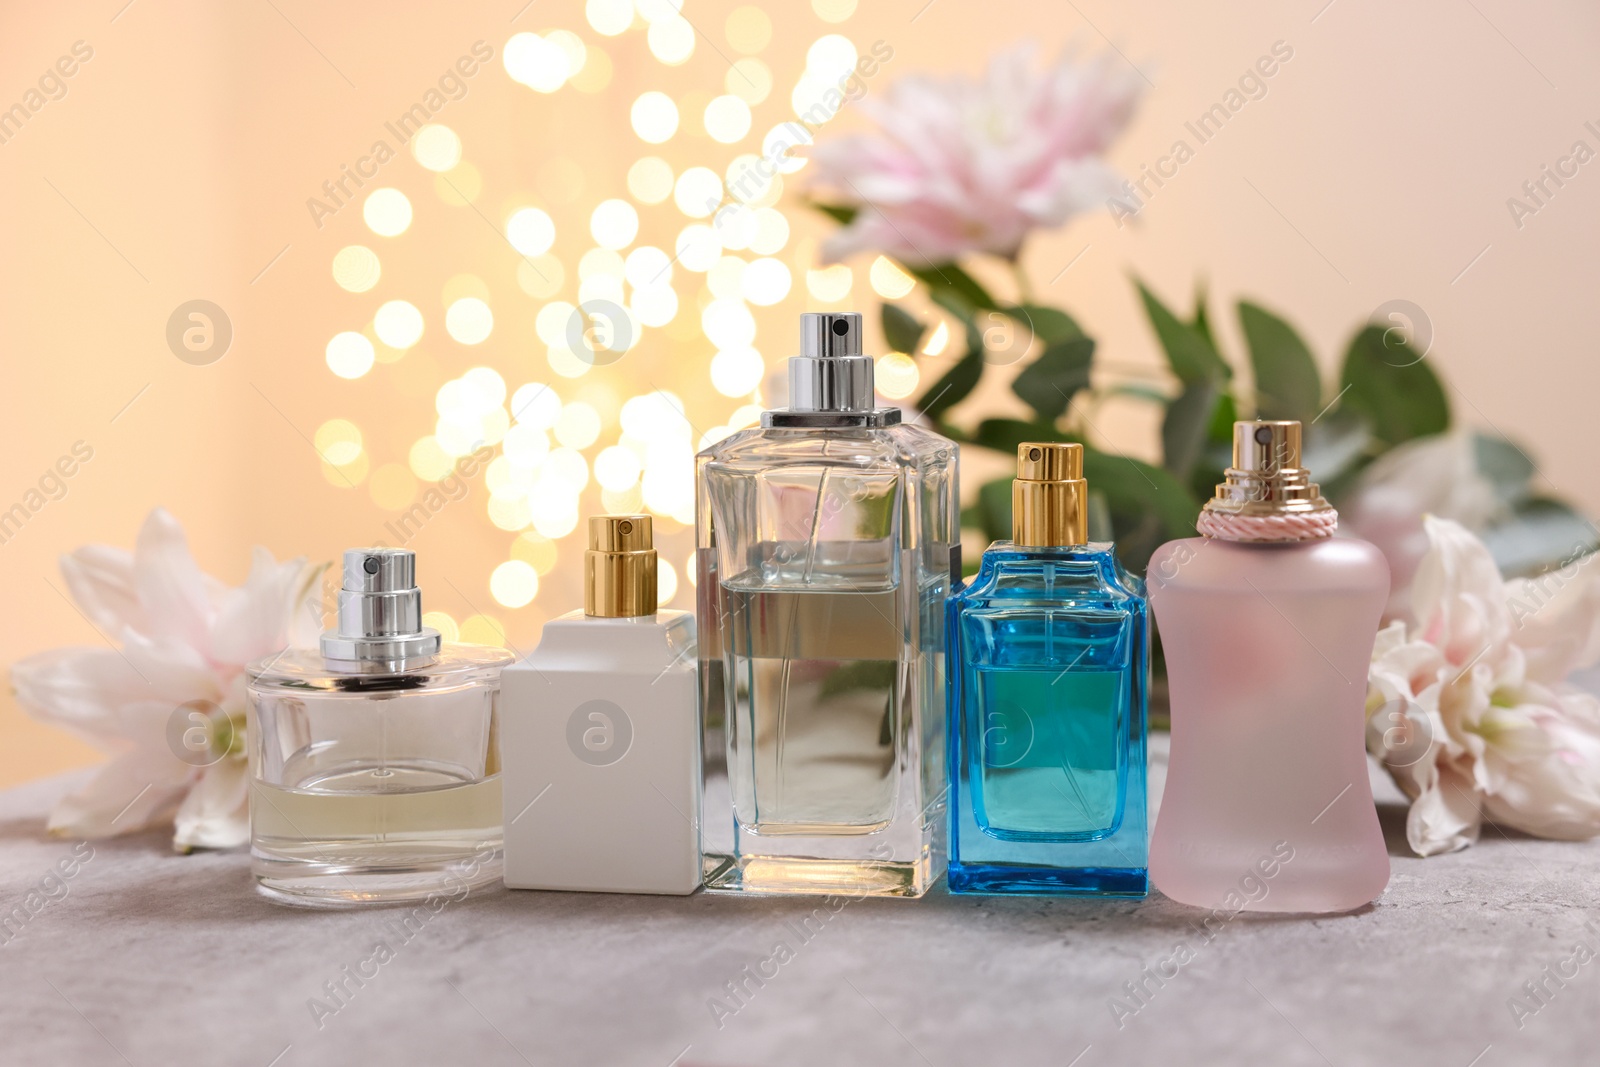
1148;421;1390;914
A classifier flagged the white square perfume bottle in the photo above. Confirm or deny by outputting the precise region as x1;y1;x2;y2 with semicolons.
501;515;701;895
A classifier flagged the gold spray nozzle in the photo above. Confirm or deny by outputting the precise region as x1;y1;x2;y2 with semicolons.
1012;442;1088;548
585;514;657;618
1203;420;1332;518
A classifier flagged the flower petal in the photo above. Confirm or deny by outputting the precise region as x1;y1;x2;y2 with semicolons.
59;543;146;637
173;757;249;851
47;749;193;840
210;551;321;669
1506;555;1600;684
1406;762;1481;856
133;508;217;656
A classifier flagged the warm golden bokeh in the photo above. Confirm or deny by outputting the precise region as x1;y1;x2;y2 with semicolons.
3;2;1599;788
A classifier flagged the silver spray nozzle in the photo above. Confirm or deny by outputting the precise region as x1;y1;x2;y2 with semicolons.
321;548;442;663
765;311;900;427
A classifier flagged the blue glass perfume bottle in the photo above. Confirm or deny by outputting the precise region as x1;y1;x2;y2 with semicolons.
947;443;1148;895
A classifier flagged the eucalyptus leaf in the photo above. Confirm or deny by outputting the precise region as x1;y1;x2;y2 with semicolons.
1086;487;1115;543
907;261;999;312
1473;432;1537;507
916;348;984;422
1338;325;1449;448
1303;409;1372;498
1083;446;1202;573
1478;498;1600;578
813;203;857;226
1191;280;1217;350
1003;304;1084;344
1240;301;1322;422
881;304;926;355
970;440;1202;573
1162;378;1219;481
971;418;1067;456
1206;391;1239;443
1012;337;1095;422
1098;383;1172;405
1137;280;1231;385
976;476;1013;543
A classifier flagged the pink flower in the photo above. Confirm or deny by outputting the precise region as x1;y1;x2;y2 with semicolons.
1365;516;1600;855
11;509;324;851
810;42;1143;265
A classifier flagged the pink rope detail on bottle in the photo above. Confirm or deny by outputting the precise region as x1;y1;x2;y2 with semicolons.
1196;508;1338;543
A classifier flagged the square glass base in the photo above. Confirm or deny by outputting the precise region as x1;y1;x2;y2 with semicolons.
946;860;1148;897
702;853;933;898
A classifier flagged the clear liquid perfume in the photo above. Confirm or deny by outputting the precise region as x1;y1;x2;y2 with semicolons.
696;311;959;897
500;515;701;895
1148;421;1390;913
246;549;512;907
946;444;1149;895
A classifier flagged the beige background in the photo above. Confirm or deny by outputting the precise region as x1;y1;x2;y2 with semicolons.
3;0;1597;788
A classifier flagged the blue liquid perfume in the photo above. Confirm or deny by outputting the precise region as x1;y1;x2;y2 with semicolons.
946;443;1148;895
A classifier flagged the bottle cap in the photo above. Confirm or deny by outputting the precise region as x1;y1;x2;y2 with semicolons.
1196;421;1337;542
1012;442;1088;547
1204;420;1332;518
321;548;442;663
585;515;657;618
763;311;902;429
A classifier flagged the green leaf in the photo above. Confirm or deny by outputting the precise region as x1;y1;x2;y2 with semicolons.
881;304;925;355
907;261;999;312
1303;409;1372;500
1239;301;1322;422
1473;432;1537;507
915;348;983;422
812;202;858;226
1190;280;1217;350
1002;304;1084;344
975;477;1013;543
965;447;1202;574
1098;382;1171;406
1137;280;1231;385
1082;446;1202;573
1478;498;1600;578
971;418;1064;456
1085;488;1115;543
1338;325;1449;448
1206;390;1239;443
1011;337;1095;422
1162;378;1220;481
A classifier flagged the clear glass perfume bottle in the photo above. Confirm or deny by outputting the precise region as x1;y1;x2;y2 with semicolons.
1148;421;1390;913
501;515;701;895
246;549;512;907
696;311;958;897
947;443;1149;895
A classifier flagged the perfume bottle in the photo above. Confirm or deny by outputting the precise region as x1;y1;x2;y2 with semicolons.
946;443;1149;895
246;549;512;907
1148;420;1390;913
696;311;959;897
500;515;701;895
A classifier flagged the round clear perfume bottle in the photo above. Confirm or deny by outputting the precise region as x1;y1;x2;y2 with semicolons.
246;549;513;907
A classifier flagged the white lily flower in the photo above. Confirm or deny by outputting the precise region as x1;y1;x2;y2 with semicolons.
11;509;324;851
1366;516;1600;855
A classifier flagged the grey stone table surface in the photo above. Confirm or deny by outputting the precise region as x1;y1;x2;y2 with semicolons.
1;735;1597;1067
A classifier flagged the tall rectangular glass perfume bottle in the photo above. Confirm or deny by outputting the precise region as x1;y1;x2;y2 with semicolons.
947;444;1149;895
696;311;959;897
1149;421;1389;914
500;515;701;895
246;549;512;907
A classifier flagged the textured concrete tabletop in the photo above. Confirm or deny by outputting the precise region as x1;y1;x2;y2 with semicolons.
1;735;1596;1067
